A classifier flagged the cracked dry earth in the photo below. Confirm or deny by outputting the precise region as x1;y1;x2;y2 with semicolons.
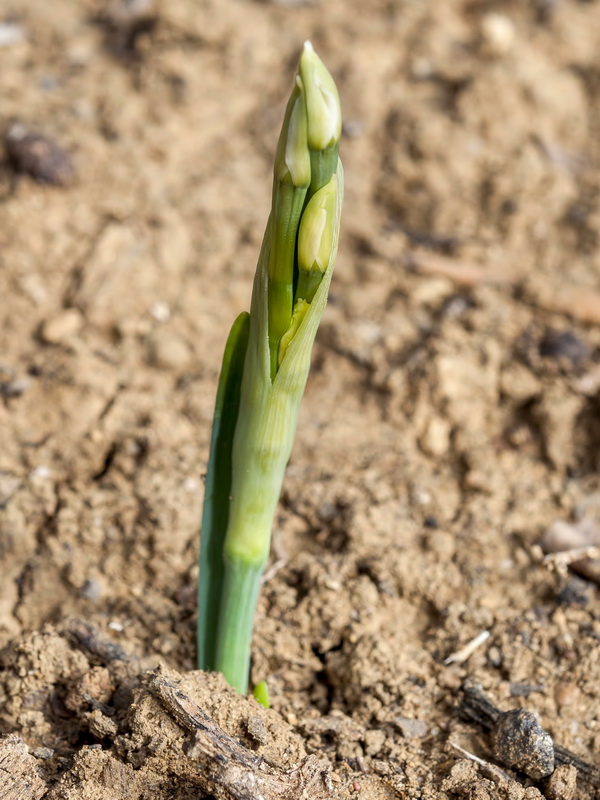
1;1;600;798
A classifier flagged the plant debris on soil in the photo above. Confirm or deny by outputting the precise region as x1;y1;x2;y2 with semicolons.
1;1;600;798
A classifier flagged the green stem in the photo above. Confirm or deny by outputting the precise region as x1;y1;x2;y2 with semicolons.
214;557;264;693
197;313;250;671
308;144;339;199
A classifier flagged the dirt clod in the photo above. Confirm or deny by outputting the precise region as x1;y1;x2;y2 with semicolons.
544;764;578;800
0;734;46;800
492;709;554;780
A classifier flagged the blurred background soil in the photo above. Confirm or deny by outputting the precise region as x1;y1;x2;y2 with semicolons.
1;0;600;798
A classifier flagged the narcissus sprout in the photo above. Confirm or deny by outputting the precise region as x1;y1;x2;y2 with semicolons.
197;42;343;695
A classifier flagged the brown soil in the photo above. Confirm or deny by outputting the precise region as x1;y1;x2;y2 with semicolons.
1;1;600;798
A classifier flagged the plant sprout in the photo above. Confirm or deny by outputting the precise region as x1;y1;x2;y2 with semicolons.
197;41;343;695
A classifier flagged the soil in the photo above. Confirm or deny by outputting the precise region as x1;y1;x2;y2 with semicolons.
1;1;600;798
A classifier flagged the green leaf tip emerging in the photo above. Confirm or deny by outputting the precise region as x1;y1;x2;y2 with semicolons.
253;680;270;709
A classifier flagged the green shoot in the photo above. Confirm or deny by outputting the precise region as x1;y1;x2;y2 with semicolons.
197;41;343;695
253;680;270;709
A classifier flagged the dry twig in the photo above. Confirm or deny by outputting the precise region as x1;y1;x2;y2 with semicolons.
146;669;334;800
459;682;600;788
543;546;600;576
449;741;512;783
444;630;490;665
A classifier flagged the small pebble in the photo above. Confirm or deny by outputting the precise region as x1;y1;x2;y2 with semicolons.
412;487;432;506
184;476;200;494
30;465;51;480
487;645;503;668
395;717;428;739
81;579;103;602
553;631;575;654
539;329;589;366
32;747;54;759
420;416;451;458
6;123;75;185
481;13;516;56
41;309;84;344
149;301;170;322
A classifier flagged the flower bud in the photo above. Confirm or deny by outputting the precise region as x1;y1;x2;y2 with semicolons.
298;174;338;274
274;79;311;188
299;41;342;152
